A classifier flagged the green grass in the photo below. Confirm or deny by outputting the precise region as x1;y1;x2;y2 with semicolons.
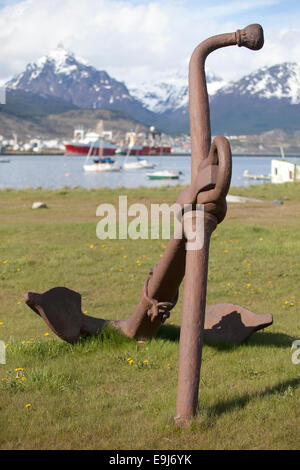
0;183;299;449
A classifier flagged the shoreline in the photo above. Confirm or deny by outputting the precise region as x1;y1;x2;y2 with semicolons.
1;151;300;158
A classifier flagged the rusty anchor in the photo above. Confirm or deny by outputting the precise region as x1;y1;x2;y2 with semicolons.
24;24;272;424
175;23;267;426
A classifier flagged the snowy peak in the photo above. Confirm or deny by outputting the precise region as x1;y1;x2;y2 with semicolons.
220;62;300;104
35;44;90;75
6;46;134;110
206;72;227;96
128;69;227;114
129;70;188;114
8;45;91;89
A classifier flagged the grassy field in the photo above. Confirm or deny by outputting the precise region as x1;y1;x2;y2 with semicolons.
0;183;299;450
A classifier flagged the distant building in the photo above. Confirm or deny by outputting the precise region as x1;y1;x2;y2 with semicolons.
271;159;300;183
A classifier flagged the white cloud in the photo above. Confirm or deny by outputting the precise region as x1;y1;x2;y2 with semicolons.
0;0;298;86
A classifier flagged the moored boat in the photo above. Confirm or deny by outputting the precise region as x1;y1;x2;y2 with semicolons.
64;123;117;156
83;157;120;172
243;169;271;181
141;145;171;155
146;170;182;180
123;157;155;170
83;121;120;172
65;139;116;156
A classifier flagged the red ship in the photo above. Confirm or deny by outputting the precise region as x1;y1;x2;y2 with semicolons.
64;124;171;156
64;142;116;155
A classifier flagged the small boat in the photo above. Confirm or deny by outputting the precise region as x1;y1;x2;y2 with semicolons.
123;157;155;170
146;170;182;180
0;158;10;163
83;120;120;172
122;126;156;170
83;158;120;172
243;169;271;181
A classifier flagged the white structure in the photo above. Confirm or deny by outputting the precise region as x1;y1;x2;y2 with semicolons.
73;128;113;142
271;159;300;183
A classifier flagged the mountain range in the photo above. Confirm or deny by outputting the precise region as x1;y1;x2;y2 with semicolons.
2;45;300;138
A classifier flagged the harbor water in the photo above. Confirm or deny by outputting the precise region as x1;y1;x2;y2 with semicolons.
0;154;297;190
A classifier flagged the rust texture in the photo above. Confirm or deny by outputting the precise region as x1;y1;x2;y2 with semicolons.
24;23;273;425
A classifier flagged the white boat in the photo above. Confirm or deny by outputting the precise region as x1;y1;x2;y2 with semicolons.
146;170;182;180
83;120;120;173
243;169;271;181
122;127;156;170
0;158;10;163
84;159;120;172
123;157;155;170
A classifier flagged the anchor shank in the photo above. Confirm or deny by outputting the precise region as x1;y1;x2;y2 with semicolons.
175;213;217;424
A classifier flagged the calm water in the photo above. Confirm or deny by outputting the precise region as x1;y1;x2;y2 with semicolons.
0;154;296;190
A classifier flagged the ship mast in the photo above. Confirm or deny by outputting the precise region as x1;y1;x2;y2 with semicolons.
98;120;103;158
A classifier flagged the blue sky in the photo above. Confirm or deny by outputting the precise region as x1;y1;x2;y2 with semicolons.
0;0;299;85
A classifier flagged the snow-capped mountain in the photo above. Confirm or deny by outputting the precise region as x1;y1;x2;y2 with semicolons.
209;62;300;135
5;46;300;135
6;45;145;112
218;62;300;104
128;69;227;114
